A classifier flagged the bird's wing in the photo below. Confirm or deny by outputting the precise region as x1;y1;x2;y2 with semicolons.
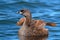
34;20;46;28
46;22;56;27
34;20;56;27
17;18;25;26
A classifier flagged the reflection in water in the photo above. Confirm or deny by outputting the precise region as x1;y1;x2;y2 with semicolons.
19;36;48;40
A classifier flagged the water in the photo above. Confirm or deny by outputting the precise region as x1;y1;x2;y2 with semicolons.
0;0;60;40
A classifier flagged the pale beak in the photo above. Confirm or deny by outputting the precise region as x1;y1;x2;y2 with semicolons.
17;11;22;14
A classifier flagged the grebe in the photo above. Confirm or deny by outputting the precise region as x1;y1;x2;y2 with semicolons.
17;9;56;36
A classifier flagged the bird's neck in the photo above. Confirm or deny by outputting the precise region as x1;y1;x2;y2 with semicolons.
25;14;32;25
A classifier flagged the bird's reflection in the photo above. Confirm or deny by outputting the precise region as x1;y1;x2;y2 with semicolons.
19;36;48;40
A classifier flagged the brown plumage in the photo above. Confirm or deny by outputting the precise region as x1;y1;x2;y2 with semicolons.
17;9;56;36
17;18;56;27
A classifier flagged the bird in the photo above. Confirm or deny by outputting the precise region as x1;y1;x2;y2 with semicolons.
17;9;56;36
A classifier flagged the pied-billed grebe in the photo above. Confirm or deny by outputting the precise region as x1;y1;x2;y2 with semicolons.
17;9;56;36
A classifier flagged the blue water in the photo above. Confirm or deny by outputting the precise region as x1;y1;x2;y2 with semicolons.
0;0;60;40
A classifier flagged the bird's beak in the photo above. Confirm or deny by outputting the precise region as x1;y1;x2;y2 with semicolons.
17;11;23;15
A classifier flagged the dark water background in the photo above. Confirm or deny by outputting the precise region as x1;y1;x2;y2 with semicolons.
0;0;60;40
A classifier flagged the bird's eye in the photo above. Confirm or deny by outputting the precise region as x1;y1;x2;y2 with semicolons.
20;10;24;12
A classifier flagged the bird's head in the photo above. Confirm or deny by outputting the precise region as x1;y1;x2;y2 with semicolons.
17;9;31;17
